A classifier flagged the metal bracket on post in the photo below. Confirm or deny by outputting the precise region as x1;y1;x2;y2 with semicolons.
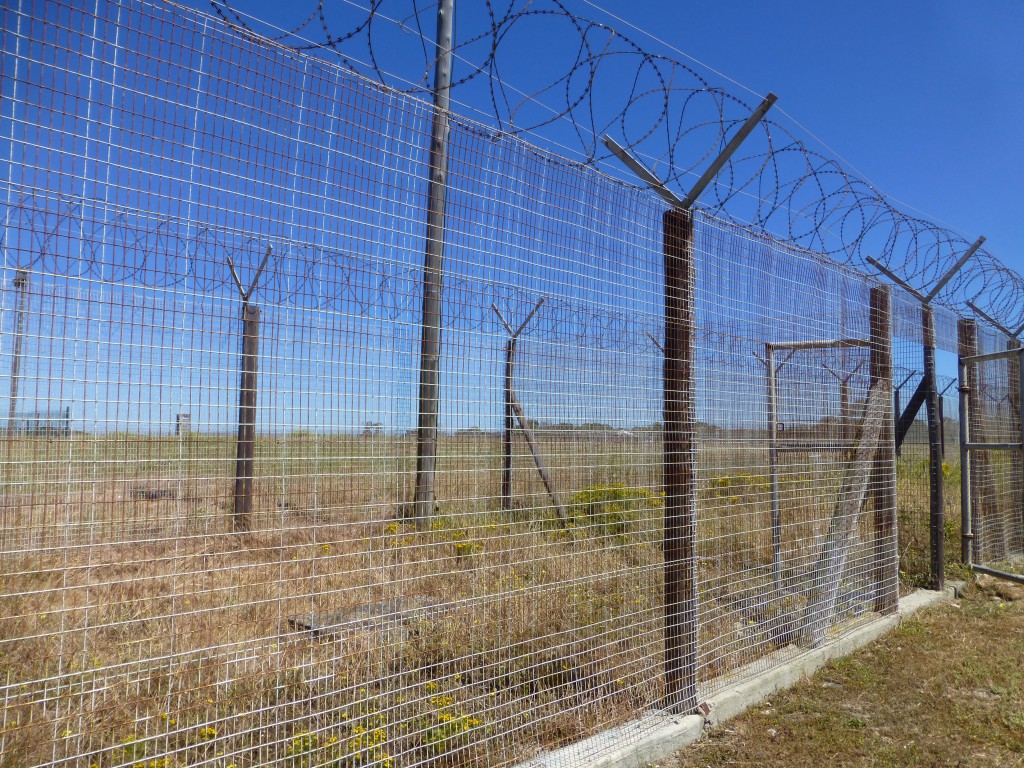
866;235;984;306
602;92;777;213
967;300;1024;341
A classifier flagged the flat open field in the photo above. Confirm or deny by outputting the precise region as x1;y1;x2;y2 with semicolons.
0;432;941;767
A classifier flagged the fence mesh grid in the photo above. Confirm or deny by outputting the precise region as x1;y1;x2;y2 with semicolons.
964;327;1024;575
0;0;1005;766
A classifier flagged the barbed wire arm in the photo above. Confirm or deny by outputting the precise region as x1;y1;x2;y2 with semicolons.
967;299;1018;338
867;235;983;306
925;236;985;303
226;245;273;302
679;93;777;210
601;135;682;209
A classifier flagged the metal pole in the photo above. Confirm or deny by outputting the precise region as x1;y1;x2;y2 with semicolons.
869;286;897;613
501;337;514;513
958;319;976;564
233;304;260;532
7;269;29;434
922;305;944;590
1014;343;1024;554
662;208;697;712
766;345;781;594
938;396;945;459
411;0;455;527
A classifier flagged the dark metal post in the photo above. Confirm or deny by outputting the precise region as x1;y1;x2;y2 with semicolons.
7;269;29;434
411;0;455;527
663;208;697;711
233;304;260;532
869;286;897;613
766;346;782;594
938;396;945;459
1009;339;1023;554
922;305;944;590
501;338;515;512
958;319;977;563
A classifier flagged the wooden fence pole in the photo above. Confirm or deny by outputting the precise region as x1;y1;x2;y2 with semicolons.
663;208;697;711
233;304;260;532
501;338;515;512
1007;337;1023;555
869;286;898;613
922;305;945;591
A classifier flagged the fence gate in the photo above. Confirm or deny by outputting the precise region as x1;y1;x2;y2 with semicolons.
959;339;1024;583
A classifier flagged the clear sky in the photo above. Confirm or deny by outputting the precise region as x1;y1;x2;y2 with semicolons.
3;0;1013;433
586;0;1024;278
217;0;1024;284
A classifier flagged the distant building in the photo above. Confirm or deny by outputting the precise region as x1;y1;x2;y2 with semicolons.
176;413;192;436
8;407;71;437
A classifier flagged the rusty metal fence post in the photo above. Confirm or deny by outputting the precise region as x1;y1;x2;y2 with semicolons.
233;304;260;532
869;286;898;613
921;305;945;590
662;207;697;711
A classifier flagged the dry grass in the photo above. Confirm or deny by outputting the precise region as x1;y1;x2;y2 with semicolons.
0;433;931;767
659;576;1024;768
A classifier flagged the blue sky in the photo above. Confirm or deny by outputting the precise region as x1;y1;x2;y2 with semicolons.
2;0;1014;433
596;0;1024;276
220;0;1024;283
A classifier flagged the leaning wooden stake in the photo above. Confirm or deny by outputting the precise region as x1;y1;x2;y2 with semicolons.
801;380;890;647
508;389;569;527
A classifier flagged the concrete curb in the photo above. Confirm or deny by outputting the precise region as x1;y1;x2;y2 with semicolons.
515;586;953;767
701;586;952;725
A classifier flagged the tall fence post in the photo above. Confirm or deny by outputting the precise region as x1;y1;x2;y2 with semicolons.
663;208;697;711
501;336;515;512
1008;337;1023;555
227;247;271;533
411;0;455;528
958;319;978;563
6;268;30;437
233;304;260;532
922;305;945;591
869;286;898;613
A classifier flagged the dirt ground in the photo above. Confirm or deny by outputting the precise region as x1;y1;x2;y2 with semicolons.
659;575;1024;768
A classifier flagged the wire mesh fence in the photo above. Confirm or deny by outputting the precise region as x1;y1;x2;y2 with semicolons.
960;323;1024;577
0;1;1020;767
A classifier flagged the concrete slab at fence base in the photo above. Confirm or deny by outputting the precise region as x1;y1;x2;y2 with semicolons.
702;587;951;725
515;587;951;768
516;712;705;768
